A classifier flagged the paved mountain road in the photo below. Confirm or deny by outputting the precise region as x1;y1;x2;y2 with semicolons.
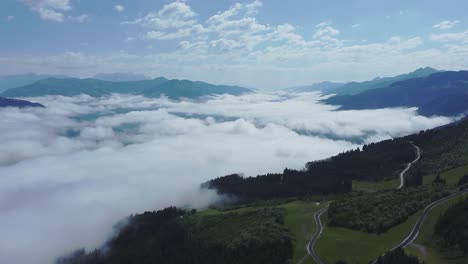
371;188;468;263
305;141;422;264
305;207;328;264
398;142;421;189
393;188;468;249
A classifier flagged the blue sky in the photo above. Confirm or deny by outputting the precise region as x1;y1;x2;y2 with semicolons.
1;0;467;88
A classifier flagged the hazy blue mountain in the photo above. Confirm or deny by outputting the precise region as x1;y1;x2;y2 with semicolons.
2;78;165;97
324;67;439;96
1;77;252;99
418;94;468;117
324;71;468;117
142;80;252;98
0;73;69;93
0;97;45;108
93;72;151;82
286;81;344;93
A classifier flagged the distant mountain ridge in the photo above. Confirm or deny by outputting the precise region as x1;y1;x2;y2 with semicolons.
324;70;468;117
324;67;439;96
93;72;151;82
286;81;344;93
0;97;45;108
1;77;252;99
0;73;69;93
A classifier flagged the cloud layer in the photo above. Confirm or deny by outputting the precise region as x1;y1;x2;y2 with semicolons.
0;92;454;264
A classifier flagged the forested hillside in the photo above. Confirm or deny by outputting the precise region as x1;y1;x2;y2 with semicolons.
376;248;421;264
406;117;468;184
56;207;293;264
328;185;452;233
205;139;414;202
434;198;468;256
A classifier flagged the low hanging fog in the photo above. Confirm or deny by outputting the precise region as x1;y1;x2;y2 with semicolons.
0;92;453;264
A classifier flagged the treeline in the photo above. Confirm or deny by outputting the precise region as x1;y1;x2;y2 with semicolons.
56;207;293;264
434;197;468;256
205;117;468;203
376;247;422;264
458;174;468;186
306;139;415;181
204;139;415;202
204;170;351;202
328;186;452;233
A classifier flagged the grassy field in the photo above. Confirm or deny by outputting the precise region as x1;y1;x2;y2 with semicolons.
352;161;468;193
196;200;326;264
277;201;328;264
315;211;421;264
192;163;468;264
422;164;468;186
405;192;468;264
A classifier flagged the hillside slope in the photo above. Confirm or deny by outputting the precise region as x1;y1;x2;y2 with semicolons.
325;67;439;96
324;71;468;117
0;96;44;108
56;207;293;264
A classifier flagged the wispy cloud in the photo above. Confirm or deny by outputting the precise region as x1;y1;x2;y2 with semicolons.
433;20;460;30
114;4;125;13
431;30;468;42
69;14;89;23
20;0;72;22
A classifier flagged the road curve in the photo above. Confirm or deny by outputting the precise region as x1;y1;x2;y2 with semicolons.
305;141;422;264
397;142;421;189
306;207;328;264
372;188;468;263
392;188;468;250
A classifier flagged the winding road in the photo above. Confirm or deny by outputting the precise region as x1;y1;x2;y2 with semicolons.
305;141;423;264
398;142;421;189
370;188;468;264
390;188;468;250
306;207;328;264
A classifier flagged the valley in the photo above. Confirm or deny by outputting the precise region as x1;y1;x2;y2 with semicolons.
2;1;468;263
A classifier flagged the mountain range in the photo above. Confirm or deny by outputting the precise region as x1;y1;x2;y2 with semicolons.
1;77;252;99
2;68;467;117
285;81;344;93
323;67;440;95
324;70;468;117
0;73;69;93
93;72;151;82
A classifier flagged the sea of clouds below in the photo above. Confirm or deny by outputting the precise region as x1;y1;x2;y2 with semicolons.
0;92;454;264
